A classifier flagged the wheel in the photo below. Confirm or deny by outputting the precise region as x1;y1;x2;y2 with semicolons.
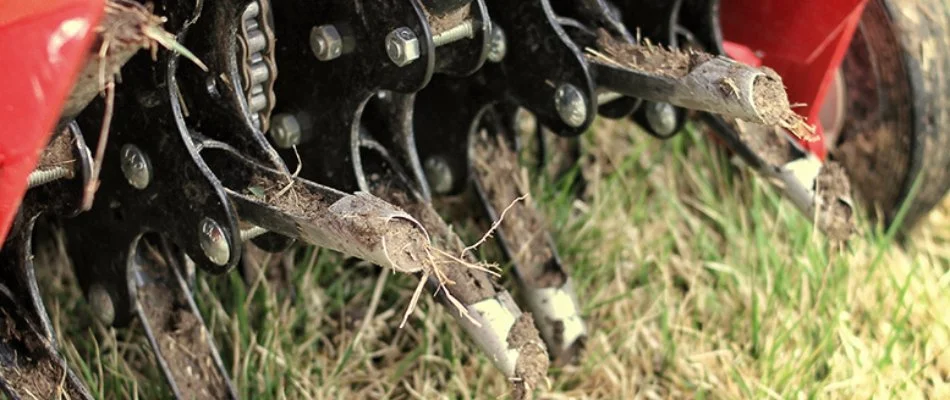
828;0;950;231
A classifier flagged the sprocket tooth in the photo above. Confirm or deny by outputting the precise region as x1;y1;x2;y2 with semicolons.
133;237;238;400
0;217;94;400
471;130;588;364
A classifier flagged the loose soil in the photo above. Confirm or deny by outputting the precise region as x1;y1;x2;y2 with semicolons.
507;313;549;400
422;3;472;35
37;130;77;176
138;253;229;400
815;162;855;242
0;310;84;399
593;29;704;79
472;133;566;289
248;173;326;219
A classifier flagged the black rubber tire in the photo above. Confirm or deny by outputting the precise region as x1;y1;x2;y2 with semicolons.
834;0;950;231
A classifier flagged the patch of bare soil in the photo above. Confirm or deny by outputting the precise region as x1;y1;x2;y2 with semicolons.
472;133;566;288
508;314;549;400
815;162;855;242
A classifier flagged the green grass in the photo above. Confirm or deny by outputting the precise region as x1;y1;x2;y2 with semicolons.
37;119;950;399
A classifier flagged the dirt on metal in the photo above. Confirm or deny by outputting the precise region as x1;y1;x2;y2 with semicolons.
0;311;84;399
591;30;816;141
815;161;855;242
593;29;709;79
472;132;566;288
138;269;229;399
508;313;549;400
383;188;498;304
422;2;472;34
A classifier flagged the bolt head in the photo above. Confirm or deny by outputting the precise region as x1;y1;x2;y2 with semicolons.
270;113;302;148
88;284;115;326
205;76;221;99
554;84;588;128
311;25;343;61
120;144;151;190
199;218;231;266
645;102;678;136
424;156;454;195
386;27;420;67
486;25;507;63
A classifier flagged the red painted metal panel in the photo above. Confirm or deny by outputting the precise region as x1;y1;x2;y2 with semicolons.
721;0;868;160
0;0;104;243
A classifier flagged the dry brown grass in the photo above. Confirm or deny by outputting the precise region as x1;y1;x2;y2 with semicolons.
34;119;950;399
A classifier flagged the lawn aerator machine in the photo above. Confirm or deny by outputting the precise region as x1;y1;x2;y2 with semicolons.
0;0;947;398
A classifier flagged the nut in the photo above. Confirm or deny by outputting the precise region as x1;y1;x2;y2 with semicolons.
386;27;421;67
310;25;343;61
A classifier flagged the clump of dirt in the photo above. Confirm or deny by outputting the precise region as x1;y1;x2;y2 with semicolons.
751;71;817;141
37;130;76;176
591;29;709;78
247;173;326;219
0;310;85;399
814;162;855;242
472;133;566;289
508;314;549;400
422;2;472;34
384;188;498;304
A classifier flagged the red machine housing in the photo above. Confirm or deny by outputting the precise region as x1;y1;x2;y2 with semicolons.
0;0;104;243
0;0;868;243
721;0;869;159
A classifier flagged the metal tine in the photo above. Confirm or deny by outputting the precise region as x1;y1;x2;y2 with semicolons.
133;236;238;400
469;113;587;364
0;217;94;400
357;127;551;396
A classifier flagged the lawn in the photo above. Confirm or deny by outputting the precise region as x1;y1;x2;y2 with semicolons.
37;118;950;399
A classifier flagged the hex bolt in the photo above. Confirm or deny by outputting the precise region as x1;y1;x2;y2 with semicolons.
486;24;507;63
205;76;221;99
554;83;588;128
88;284;115;326
199;218;231;266
424;156;454;195
120;144;151;190
270;113;302;148
27;166;71;189
645;102;678;136
432;20;475;47
310;25;343;61
386;27;421;67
